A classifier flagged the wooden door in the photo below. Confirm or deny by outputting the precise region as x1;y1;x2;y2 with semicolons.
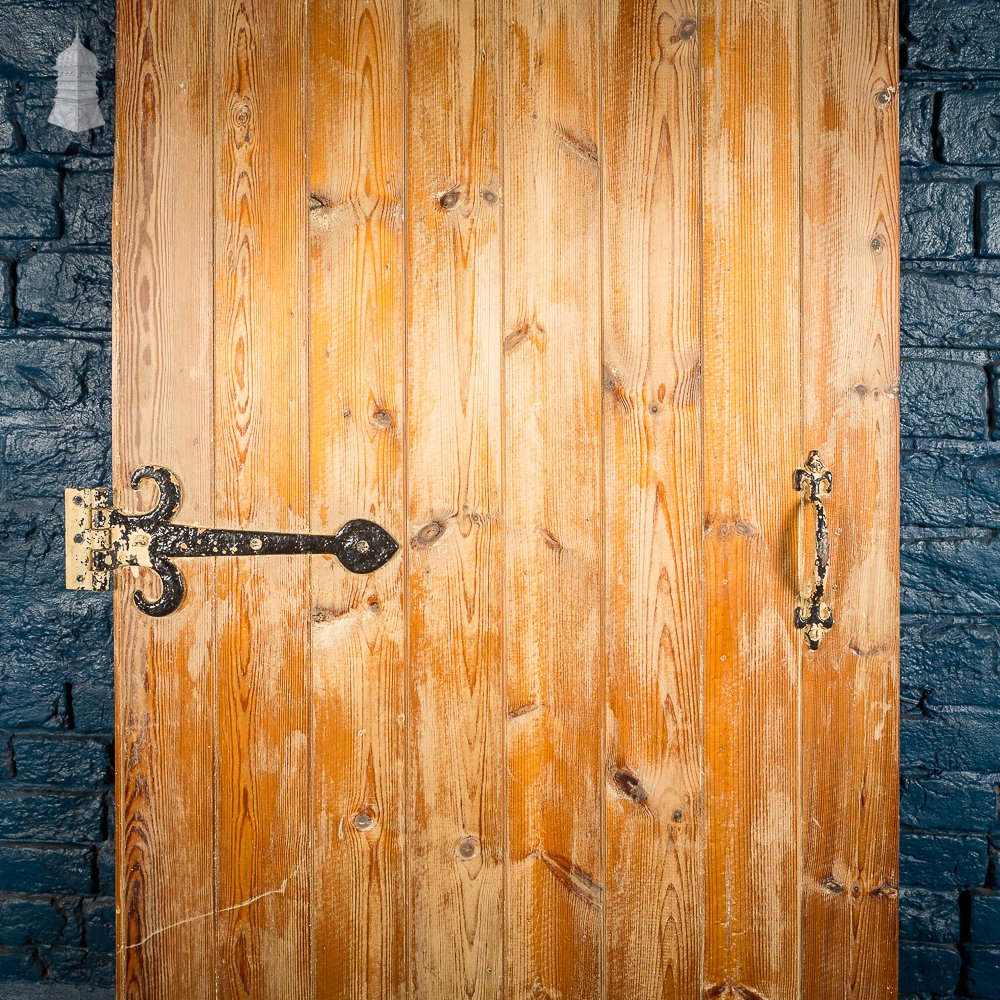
112;1;899;998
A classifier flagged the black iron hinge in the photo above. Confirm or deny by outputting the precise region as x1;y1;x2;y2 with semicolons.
66;466;399;617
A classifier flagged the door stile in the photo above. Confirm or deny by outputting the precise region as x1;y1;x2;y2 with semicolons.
212;1;312;997
700;0;803;997
404;0;506;995
503;2;605;997
799;0;901;995
601;2;704;998
308;3;408;997
113;0;217;995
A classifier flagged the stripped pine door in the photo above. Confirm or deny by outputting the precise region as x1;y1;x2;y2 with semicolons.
112;0;899;998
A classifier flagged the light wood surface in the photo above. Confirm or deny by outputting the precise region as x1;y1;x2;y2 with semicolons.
113;3;900;998
602;2;704;996
503;1;605;997
405;0;505;996
700;0;802;997
800;0;900;996
113;0;216;994
212;1;311;996
309;3;408;997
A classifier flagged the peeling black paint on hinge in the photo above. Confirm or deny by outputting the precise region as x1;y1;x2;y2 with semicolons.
69;465;400;618
794;451;834;651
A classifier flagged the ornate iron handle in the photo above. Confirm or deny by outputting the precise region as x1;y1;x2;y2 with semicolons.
794;451;833;650
66;466;400;617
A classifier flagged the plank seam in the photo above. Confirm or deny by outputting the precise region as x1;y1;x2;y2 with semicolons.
596;0;607;996
401;1;412;996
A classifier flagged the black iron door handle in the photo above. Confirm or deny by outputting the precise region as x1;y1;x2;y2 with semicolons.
67;466;400;618
794;451;833;650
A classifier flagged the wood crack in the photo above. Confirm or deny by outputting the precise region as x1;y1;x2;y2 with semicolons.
118;862;301;952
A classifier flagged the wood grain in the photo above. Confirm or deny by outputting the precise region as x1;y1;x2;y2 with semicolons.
213;0;311;997
799;0;900;995
404;0;505;995
700;1;802;997
113;0;216;995
601;2;703;997
309;2;408;997
113;4;903;996
503;1;604;997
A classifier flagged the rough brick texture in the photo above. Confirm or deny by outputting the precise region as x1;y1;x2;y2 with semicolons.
900;1;1000;995
0;0;114;995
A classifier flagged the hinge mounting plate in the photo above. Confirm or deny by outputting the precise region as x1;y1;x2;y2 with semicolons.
65;487;113;592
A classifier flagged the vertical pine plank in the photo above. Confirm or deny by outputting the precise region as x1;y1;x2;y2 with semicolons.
601;3;703;997
113;0;216;996
699;1;801;997
213;1;311;997
799;0;900;995
503;1;604;996
404;0;505;995
309;1;407;997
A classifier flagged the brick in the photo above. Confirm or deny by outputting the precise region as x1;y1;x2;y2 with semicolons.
0;168;60;239
901;775;997;833
39;944;114;988
902;710;1000;773
901;359;987;439
0;499;63;589
989;367;1000;441
898;943;962;994
0;737;12;779
63;170;112;246
0;591;111;730
900;833;988;887
0;83;15;154
939;91;1000;166
0;946;43;981
899;888;959;942
2;428;109;499
82;898;113;953
12;736;110;788
0;676;68;731
970;891;1000;945
0;790;103;843
967;946;1000;997
69;682;113;736
0;1;115;76
901;89;934;166
967;456;1000;525
13;77;114;158
0;844;93;895
900;452;966;526
95;842;112;897
901;184;974;260
0;339;103;412
16;253;112;330
0;258;12;328
0;898;75;947
906;0;1000;71
902;273;1000;349
901;622;999;710
980;185;1000;258
903;536;1000;615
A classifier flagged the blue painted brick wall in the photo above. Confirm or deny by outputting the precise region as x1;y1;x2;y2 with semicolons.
901;0;1000;996
0;0;115;996
0;0;999;997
